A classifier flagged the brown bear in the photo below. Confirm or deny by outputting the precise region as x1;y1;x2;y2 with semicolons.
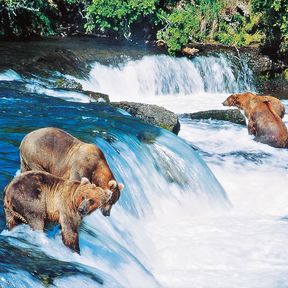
223;92;288;148
222;92;285;119
3;171;112;253
19;127;124;217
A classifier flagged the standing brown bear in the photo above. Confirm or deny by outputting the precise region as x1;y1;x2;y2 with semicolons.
4;171;112;253
223;92;288;148
20;127;124;216
222;92;285;119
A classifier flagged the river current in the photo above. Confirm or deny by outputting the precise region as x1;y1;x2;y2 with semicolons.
0;44;288;288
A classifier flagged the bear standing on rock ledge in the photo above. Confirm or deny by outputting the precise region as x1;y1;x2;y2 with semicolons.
4;171;112;253
19;127;124;216
223;92;288;148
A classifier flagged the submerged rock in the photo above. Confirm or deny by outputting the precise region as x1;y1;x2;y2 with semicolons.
181;109;246;125
0;236;105;286
84;90;110;103
55;78;83;90
112;101;181;134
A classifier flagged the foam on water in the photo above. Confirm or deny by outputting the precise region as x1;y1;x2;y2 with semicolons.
0;69;21;81
25;84;91;103
70;52;288;287
2;51;288;287
71;53;254;113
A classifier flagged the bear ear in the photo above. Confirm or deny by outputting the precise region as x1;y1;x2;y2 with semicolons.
118;183;124;191
81;177;90;185
108;180;117;190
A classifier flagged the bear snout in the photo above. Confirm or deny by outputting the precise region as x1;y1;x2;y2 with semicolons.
222;99;229;106
78;200;90;216
101;205;111;217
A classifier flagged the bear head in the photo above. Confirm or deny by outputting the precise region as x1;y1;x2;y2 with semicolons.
222;92;255;109
100;180;124;217
74;177;112;217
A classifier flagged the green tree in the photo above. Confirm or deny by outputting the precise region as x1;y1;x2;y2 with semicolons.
0;0;87;38
0;0;53;37
252;0;288;56
85;0;160;39
157;0;264;54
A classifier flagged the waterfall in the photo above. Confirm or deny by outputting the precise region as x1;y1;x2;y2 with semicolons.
2;48;286;288
0;87;229;287
78;53;255;102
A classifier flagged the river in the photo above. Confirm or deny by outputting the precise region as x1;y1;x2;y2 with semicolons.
0;39;288;288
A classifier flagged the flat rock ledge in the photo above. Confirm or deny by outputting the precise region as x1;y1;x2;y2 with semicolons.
112;101;181;135
181;109;246;125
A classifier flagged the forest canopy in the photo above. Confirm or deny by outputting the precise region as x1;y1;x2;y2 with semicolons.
0;0;287;57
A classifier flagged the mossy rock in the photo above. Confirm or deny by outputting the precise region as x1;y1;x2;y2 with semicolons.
181;109;246;125
112;101;180;134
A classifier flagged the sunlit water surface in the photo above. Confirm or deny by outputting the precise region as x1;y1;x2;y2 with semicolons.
0;51;288;288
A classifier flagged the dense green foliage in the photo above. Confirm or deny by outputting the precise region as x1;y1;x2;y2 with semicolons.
85;0;159;38
157;0;264;53
252;0;288;56
0;0;287;57
0;0;52;37
0;0;87;38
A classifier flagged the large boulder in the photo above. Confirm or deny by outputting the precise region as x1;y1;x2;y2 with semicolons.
16;48;89;78
181;109;246;125
112;101;180;134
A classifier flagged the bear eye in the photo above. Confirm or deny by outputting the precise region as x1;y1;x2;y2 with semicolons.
89;199;95;205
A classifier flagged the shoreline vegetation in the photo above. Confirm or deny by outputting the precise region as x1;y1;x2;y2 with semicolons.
0;1;287;59
0;1;287;92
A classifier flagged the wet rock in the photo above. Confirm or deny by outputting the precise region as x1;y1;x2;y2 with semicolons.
83;90;110;103
184;43;283;76
51;88;110;103
0;236;104;286
181;109;246;125
112;101;181;134
29;48;89;78
256;76;288;99
55;78;83;90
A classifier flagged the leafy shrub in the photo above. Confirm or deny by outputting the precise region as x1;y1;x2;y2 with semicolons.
157;1;223;54
0;0;87;38
252;0;288;55
216;13;263;46
156;0;266;54
0;0;53;37
85;0;159;39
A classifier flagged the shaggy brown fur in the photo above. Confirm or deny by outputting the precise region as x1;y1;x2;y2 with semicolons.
3;171;112;253
19;127;124;217
222;92;285;118
223;93;288;148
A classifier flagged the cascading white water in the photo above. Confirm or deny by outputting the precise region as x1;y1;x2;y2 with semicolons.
74;53;255;113
69;52;288;287
2;50;288;288
81;54;254;97
0;69;21;81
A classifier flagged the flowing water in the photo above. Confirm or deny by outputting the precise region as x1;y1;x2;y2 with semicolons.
0;45;288;288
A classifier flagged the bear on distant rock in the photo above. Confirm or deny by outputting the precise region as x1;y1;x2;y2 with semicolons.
4;171;112;253
223;92;288;148
19;127;124;216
